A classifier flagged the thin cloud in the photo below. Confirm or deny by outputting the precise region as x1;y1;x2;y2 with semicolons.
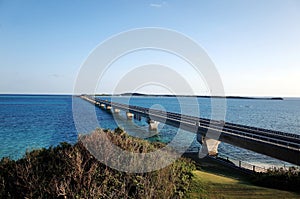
150;1;167;8
150;3;162;8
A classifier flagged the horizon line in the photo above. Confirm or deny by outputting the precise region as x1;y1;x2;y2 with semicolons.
0;92;299;99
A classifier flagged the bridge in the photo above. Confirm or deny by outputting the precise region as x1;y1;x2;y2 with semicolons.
80;95;300;166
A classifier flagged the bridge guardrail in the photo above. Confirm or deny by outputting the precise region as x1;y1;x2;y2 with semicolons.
216;154;268;173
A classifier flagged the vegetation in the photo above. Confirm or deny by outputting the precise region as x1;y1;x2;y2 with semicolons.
0;128;195;198
1;127;300;198
252;167;300;193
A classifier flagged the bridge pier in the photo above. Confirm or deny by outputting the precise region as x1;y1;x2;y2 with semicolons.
148;119;159;131
201;138;221;156
100;104;105;109
114;108;120;114
126;112;134;119
106;105;112;111
196;132;204;144
197;132;221;157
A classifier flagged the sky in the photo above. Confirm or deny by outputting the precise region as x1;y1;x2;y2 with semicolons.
0;0;299;97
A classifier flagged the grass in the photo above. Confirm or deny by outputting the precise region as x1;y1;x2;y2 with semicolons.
185;156;300;199
187;170;300;199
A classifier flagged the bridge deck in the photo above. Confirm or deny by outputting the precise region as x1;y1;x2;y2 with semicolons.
80;95;300;165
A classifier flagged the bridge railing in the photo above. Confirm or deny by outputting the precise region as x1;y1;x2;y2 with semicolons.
216;154;270;173
185;147;269;173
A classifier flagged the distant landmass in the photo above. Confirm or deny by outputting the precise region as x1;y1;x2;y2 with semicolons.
95;93;283;100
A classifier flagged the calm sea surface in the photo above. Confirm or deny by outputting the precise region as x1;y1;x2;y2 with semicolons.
1;95;300;167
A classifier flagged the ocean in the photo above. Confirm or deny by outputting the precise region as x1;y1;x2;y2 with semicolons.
1;94;299;168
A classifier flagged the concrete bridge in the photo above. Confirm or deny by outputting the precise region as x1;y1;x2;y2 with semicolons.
80;95;300;165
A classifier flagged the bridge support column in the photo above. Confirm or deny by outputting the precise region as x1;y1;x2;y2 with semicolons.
201;138;221;156
148;120;159;131
197;132;221;157
106;105;112;111
196;132;204;144
114;108;120;114
126;112;134;119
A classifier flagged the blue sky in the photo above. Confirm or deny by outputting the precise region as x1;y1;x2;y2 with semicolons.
0;0;299;97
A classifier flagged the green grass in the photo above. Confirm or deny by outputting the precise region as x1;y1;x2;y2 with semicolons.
187;170;300;199
185;156;300;199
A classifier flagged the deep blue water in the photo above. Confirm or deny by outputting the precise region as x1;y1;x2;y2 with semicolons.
1;95;300;168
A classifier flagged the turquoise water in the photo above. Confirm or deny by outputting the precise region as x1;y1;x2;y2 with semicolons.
0;95;77;159
1;95;300;167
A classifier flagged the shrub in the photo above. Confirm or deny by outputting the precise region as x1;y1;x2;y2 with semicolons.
252;166;300;193
0;128;195;198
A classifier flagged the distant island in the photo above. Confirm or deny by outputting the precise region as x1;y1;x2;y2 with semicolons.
95;93;284;100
